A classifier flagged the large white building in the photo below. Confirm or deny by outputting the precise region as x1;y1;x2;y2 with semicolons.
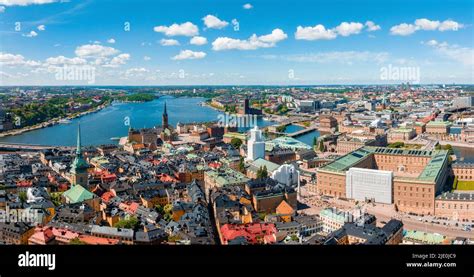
247;125;265;161
271;164;300;187
345;167;393;204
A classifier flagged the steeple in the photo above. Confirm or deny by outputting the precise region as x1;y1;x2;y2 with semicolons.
162;102;169;129
76;123;82;156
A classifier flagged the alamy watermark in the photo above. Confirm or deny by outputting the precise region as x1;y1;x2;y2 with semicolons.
0;207;39;223
217;112;258;128
380;64;420;84
55;65;96;84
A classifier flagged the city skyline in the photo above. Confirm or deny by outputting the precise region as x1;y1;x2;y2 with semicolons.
0;0;473;86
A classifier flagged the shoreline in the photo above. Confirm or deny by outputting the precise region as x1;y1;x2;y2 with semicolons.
439;141;474;149
0;103;110;138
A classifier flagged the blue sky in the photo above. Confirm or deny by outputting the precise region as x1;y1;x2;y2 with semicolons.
0;0;472;85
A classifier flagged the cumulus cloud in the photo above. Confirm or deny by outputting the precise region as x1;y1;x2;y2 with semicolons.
153;22;199;37
391;18;464;35
365;21;381;31
23;30;38;37
190;36;207;45
172;50;206;60
243;3;253;9
424;40;473;66
212;28;287;51
334;22;364;36
0;6;5;12
103;53;130;68
160;38;180;46
261;51;389;65
45;56;87;65
37;24;46;31
75;44;119;58
202;15;228;29
0;52;41;67
0;0;57;6
143;56;151;61
107;38;116;44
295;24;337;40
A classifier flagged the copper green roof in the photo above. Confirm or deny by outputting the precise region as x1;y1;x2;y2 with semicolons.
71;124;89;173
319;146;448;183
63;185;95;203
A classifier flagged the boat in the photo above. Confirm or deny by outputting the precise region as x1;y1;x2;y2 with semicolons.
110;137;121;141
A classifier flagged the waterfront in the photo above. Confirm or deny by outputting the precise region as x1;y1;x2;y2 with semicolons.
452;146;474;163
0;97;279;146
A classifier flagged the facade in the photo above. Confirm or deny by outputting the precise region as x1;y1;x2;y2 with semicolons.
247;125;265;161
345;167;393;204
317;146;449;215
387;127;416;143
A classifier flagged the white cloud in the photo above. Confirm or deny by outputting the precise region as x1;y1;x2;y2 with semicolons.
212;28;287;51
125;67;149;77
390;23;417;36
0;0;57;6
424;40;473;66
334;22;364;36
107;38;116;44
23;30;38;37
415;18;440;30
75;44;119;58
365;21;380;31
295;24;337;40
190;36;207;45
0;52;41;67
202;15;228;29
143;56;151;61
45;56;87;65
261;51;389;65
243;3;253;9
37;24;45;31
103;53;130;68
438;20;463;31
0;6;5;12
153;22;199;37
172;50;206;60
160;38;180;46
391;19;464;35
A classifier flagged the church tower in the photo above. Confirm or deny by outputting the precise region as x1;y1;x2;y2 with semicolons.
70;124;89;187
247;125;265;161
162;102;169;130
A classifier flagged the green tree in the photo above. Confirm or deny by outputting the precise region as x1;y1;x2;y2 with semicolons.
114;216;139;230
318;140;325;152
238;156;245;173
257;166;268;179
18;191;27;203
69;238;86;245
230;138;243;149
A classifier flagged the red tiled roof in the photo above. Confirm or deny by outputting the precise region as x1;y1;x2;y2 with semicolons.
220;223;277;244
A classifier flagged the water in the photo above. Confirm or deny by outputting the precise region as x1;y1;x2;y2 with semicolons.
452;146;474;163
0;97;275;146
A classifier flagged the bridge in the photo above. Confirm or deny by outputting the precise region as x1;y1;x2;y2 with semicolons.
0;143;74;152
286;127;318;137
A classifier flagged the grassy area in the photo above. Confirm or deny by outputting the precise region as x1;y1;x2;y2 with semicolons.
455;180;474;191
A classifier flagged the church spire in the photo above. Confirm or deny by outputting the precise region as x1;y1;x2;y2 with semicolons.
76;123;82;156
163;102;168;116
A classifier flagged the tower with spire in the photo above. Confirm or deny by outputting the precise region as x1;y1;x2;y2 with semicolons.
162;102;169;130
70;124;89;187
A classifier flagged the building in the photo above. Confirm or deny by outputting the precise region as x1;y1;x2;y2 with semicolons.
346;167;393;204
317;146;449;215
324;219;403;245
388;127;416;143
426;121;451;134
452;96;474;109
452;163;474;181
435;192;474;221
220;223;277;245
247;125;265;161
319;115;338;132
240;98;262;115
70;124;89;187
